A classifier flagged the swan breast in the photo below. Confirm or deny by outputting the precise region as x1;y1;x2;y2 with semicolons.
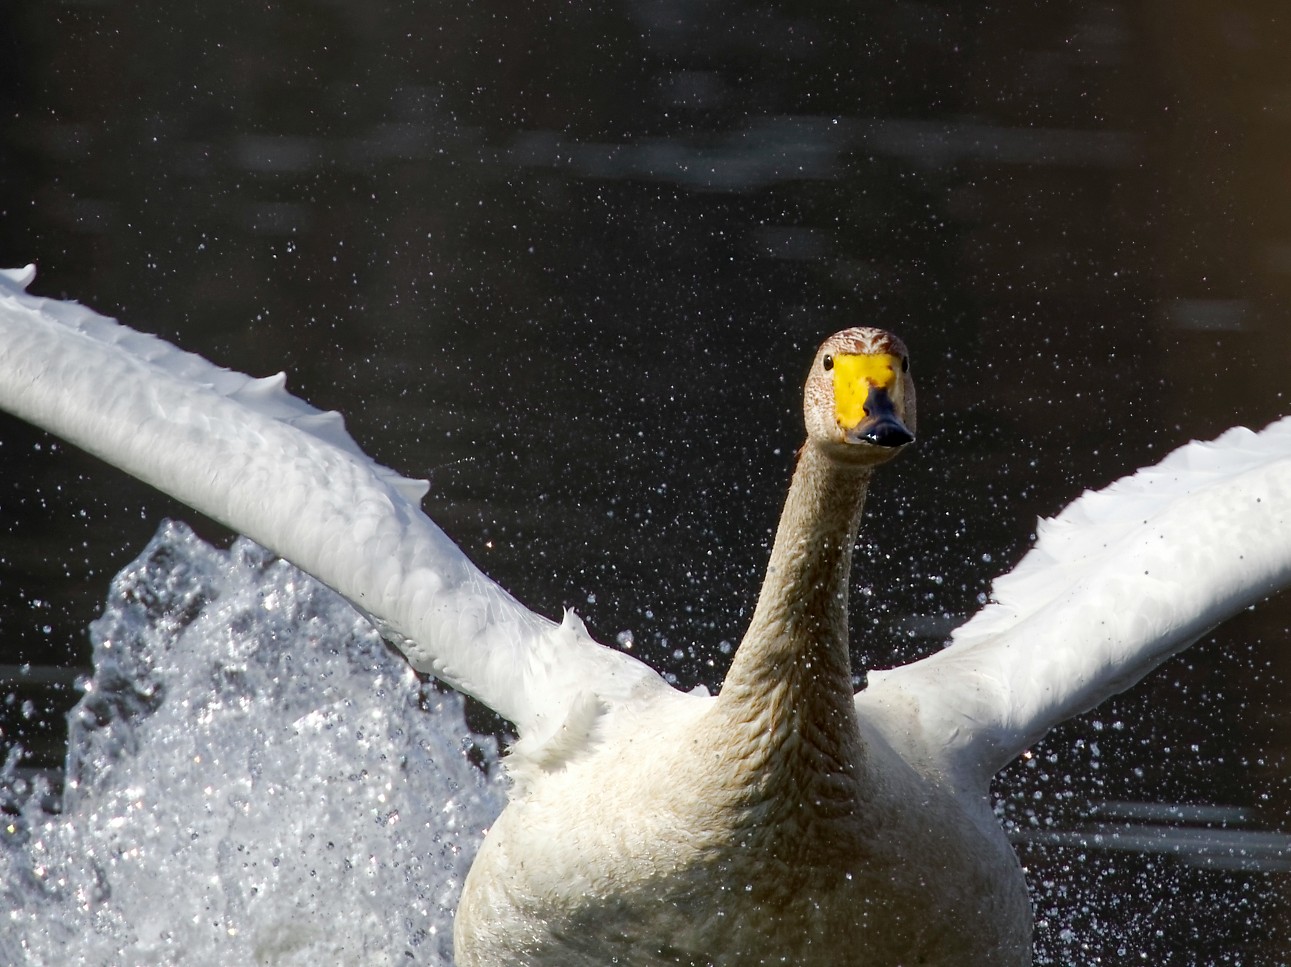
455;697;1031;966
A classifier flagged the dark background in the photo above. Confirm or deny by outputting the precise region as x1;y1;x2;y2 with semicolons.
1;2;1289;962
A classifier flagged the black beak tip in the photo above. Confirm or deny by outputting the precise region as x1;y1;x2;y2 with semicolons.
850;385;914;450
846;420;919;451
856;421;915;449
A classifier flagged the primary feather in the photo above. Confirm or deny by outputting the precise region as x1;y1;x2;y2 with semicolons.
0;266;666;771
866;417;1291;789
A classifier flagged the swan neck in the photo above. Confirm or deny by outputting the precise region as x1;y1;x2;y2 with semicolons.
723;441;873;709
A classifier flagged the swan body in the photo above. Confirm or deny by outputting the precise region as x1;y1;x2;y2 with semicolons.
1;264;1289;965
458;691;1030;965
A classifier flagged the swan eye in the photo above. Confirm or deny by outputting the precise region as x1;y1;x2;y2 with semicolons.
822;355;834;371
901;356;909;373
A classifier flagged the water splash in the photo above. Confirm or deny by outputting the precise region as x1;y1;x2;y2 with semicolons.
0;521;503;965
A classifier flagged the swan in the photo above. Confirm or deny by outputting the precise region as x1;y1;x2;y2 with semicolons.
1;263;1289;966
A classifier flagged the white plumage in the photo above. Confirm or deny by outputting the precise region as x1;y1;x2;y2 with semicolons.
865;417;1291;791
1;264;1288;966
0;265;661;761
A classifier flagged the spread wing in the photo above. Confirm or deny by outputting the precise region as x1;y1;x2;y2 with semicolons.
862;415;1291;791
0;266;671;753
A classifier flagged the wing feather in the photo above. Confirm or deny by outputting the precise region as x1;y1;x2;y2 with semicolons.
0;266;669;750
862;416;1291;790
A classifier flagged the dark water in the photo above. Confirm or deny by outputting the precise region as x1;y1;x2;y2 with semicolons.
1;2;1289;962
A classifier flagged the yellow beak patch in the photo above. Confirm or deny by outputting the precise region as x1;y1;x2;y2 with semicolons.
832;353;901;428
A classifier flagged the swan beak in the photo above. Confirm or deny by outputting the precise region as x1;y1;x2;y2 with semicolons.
846;386;915;448
832;353;915;449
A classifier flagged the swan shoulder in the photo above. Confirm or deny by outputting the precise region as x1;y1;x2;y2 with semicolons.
864;416;1291;788
0;266;674;762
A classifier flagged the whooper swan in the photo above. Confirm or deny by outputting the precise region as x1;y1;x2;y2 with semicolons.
1;264;1289;966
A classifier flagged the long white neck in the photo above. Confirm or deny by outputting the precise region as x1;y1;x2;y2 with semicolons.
712;442;874;823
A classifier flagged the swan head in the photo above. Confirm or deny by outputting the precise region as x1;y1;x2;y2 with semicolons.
804;328;916;465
